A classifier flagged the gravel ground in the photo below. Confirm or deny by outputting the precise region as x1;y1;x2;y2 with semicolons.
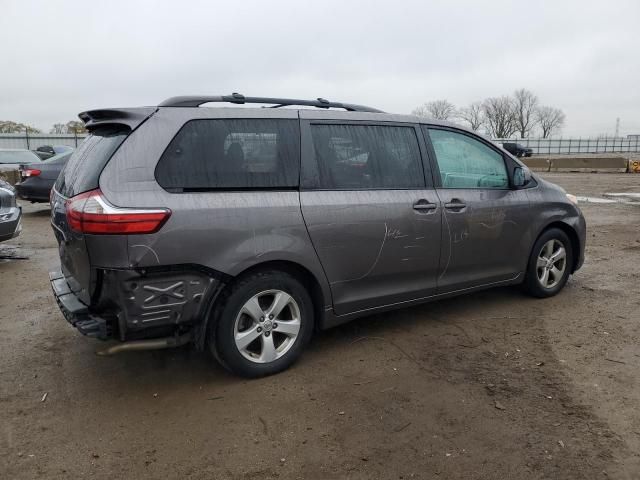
1;173;639;479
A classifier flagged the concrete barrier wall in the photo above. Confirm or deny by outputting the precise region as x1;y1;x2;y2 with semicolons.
521;157;550;170
522;156;630;173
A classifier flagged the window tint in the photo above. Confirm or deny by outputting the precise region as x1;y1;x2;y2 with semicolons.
310;124;424;189
427;128;508;189
55;126;128;197
155;119;300;191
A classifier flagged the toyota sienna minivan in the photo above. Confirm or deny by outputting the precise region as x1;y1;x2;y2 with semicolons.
50;94;585;377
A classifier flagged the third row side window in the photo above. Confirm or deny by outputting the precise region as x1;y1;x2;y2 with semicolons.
155;119;300;191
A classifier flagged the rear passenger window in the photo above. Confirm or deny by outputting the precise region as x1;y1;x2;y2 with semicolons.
156;119;300;191
427;128;508;189
310;124;424;190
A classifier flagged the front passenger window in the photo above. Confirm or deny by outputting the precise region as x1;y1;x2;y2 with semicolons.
427;128;508;189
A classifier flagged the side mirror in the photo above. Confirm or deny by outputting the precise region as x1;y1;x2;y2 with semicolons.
513;166;532;188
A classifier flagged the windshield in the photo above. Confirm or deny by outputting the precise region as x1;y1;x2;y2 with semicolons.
0;150;40;164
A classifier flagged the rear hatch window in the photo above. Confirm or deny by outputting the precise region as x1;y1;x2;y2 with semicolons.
55;126;128;198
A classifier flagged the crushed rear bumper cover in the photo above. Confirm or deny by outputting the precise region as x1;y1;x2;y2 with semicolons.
49;270;111;339
50;267;224;344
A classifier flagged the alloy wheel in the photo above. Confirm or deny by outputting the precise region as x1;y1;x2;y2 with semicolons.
234;290;301;363
536;239;567;289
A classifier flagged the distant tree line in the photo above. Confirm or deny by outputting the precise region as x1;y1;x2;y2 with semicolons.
412;88;566;138
0;120;41;134
49;121;87;134
0;120;87;134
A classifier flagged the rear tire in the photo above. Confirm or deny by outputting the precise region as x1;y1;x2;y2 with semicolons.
208;270;314;378
522;228;573;298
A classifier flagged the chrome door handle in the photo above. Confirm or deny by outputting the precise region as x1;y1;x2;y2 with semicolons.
444;200;466;211
413;200;437;211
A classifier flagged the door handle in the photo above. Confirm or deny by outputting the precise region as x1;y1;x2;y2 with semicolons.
413;200;437;211
444;199;466;211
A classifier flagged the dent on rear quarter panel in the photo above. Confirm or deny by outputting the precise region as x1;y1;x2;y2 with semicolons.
98;107;332;308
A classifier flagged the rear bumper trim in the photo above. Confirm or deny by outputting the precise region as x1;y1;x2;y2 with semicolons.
49;270;110;339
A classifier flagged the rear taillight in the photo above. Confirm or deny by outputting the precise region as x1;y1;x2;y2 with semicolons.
23;168;41;177
65;189;171;235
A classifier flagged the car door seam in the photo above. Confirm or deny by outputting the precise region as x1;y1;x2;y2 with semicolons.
438;201;452;281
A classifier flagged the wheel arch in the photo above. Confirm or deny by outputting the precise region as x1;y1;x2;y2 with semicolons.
197;259;329;351
235;260;327;329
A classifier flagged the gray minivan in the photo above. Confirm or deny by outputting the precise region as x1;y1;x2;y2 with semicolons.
50;94;585;377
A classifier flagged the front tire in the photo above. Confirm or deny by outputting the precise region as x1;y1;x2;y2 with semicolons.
522;228;573;298
209;270;314;378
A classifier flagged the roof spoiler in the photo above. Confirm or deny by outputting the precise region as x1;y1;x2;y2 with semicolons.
159;93;384;113
78;107;157;131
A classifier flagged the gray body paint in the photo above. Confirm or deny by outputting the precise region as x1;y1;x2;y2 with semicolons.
49;105;586;344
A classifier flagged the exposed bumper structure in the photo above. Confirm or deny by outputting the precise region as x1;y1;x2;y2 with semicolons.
50;270;111;339
50;267;222;345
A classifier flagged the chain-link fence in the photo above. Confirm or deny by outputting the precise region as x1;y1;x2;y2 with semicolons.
0;133;88;150
492;137;640;155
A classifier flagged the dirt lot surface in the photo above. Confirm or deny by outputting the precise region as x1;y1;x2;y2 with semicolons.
1;173;639;479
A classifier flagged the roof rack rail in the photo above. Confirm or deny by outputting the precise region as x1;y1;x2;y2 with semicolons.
158;93;383;113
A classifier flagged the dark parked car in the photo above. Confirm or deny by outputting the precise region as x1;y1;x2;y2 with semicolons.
502;142;533;157
49;94;585;378
0;149;42;171
34;145;74;161
0;179;21;242
16;151;72;203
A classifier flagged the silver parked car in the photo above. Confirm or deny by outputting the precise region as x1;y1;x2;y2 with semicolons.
0;179;22;242
0;149;42;172
50;94;586;377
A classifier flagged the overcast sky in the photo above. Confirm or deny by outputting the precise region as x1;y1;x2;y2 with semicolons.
1;0;639;136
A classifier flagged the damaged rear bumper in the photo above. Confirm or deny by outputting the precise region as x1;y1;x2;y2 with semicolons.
49;267;224;343
50;270;111;338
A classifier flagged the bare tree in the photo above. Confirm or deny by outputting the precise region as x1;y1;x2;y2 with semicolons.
0;120;41;134
536;106;565;138
412;100;456;121
482;96;517;138
50;123;66;134
513;88;538;138
65;120;87;134
458;102;484;131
